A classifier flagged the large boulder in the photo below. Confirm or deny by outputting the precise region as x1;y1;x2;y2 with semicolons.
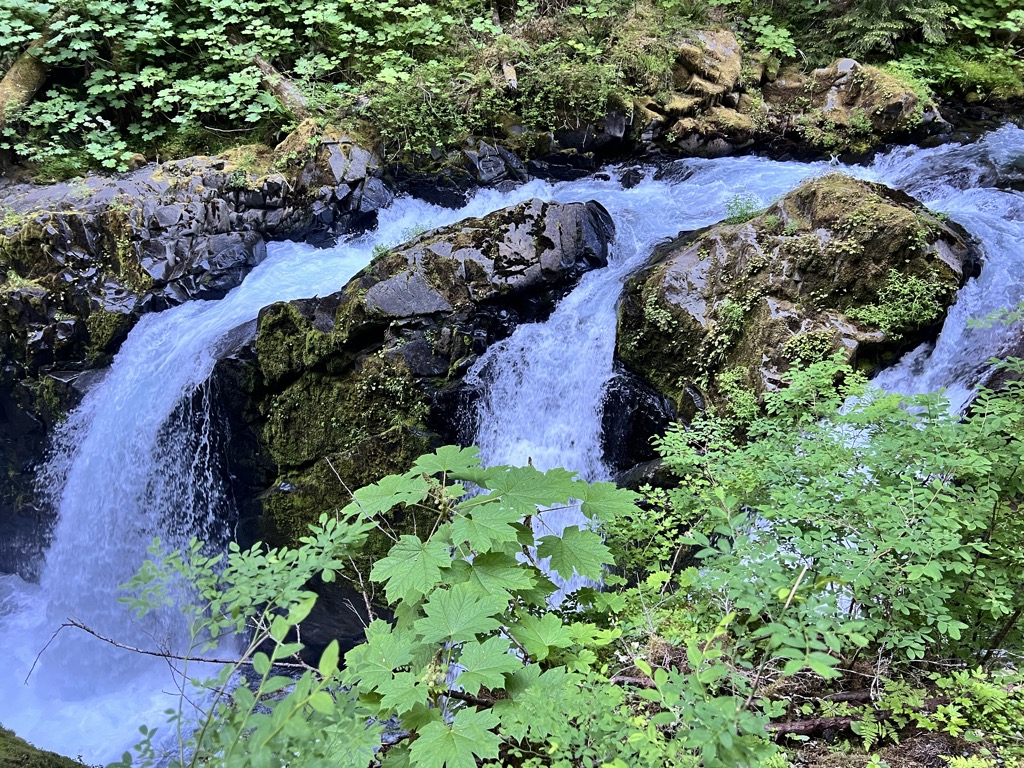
234;198;615;550
617;174;977;419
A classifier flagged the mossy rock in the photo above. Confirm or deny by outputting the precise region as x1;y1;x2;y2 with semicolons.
617;173;976;416
0;726;83;768
249;197;615;549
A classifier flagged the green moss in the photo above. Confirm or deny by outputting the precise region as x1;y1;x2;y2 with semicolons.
97;207;152;294
782;330;837;365
846;268;947;340
0;726;83;768
85;308;131;363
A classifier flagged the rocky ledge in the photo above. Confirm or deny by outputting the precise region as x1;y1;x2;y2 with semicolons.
617;173;979;421
0;122;387;576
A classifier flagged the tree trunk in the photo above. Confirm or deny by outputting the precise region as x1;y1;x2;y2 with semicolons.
250;54;311;121
0;37;51;132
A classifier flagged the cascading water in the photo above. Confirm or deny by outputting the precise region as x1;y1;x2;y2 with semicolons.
0;190;557;764
863;125;1024;410
0;125;1021;764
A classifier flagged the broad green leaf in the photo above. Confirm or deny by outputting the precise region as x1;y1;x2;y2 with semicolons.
451;503;522;551
473;465;578;514
412;446;481;476
509;612;573;660
536;526;612;581
370;535;451;603
344;620;415;691
378;671;430;713
577;480;641;522
347;473;430;518
451;552;538;598
415;583;507;644
408;708;500;768
455;636;520;694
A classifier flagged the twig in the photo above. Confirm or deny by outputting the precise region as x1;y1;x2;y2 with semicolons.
26;618;308;683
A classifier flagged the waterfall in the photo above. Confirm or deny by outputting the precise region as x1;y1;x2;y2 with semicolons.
0;191;554;764
1;125;1022;763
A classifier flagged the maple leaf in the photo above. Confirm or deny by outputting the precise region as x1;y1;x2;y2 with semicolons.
578;480;641;522
455;636;520;694
472;465;578;514
509;612;573;660
408;708;499;768
450;503;522;551
536;525;611;581
346;472;430;517
415;582;507;644
370;535;451;603
412;445;481;477
344;620;415;691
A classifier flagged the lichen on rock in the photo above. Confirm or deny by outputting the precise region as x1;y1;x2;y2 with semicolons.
617;173;977;420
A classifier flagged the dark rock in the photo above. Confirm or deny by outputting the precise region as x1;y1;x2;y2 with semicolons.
0;122;391;563
601;366;676;472
620;168;644;189
230;198;616;548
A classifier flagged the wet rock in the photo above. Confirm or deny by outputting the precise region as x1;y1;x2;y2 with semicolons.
617;174;977;415
232;198;615;549
601;366;676;473
0;121;389;558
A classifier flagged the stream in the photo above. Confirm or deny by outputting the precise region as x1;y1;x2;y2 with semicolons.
0;125;1022;764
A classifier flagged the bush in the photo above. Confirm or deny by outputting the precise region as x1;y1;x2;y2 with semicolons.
105;357;1024;767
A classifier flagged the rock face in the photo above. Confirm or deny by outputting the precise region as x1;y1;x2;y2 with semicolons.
0;121;386;577
632;30;943;158
235;198;614;551
617;174;977;419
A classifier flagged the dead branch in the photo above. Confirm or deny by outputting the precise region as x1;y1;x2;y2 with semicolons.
26;617;309;683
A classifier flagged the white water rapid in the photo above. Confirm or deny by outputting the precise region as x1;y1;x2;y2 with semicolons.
0;124;1021;764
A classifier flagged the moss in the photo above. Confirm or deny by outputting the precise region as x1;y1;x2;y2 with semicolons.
256;295;435;549
0;217;58;278
97;207;152;294
0;726;83;768
85;308;131;363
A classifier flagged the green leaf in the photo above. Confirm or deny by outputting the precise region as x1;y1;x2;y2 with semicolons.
348;473;430;518
536;526;611;581
412;445;481;476
455;636;520;694
578;481;640;522
452;552;538;598
371;535;451;603
408;708;500;768
345;620;415;691
378;671;430;713
474;465;578;514
509;612;573;660
415;583;507;644
318;639;339;678
451;503;522;551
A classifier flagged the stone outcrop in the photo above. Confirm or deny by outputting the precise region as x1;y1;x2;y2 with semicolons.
631;29;944;158
0;121;387;576
230;198;614;551
617;174;978;419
